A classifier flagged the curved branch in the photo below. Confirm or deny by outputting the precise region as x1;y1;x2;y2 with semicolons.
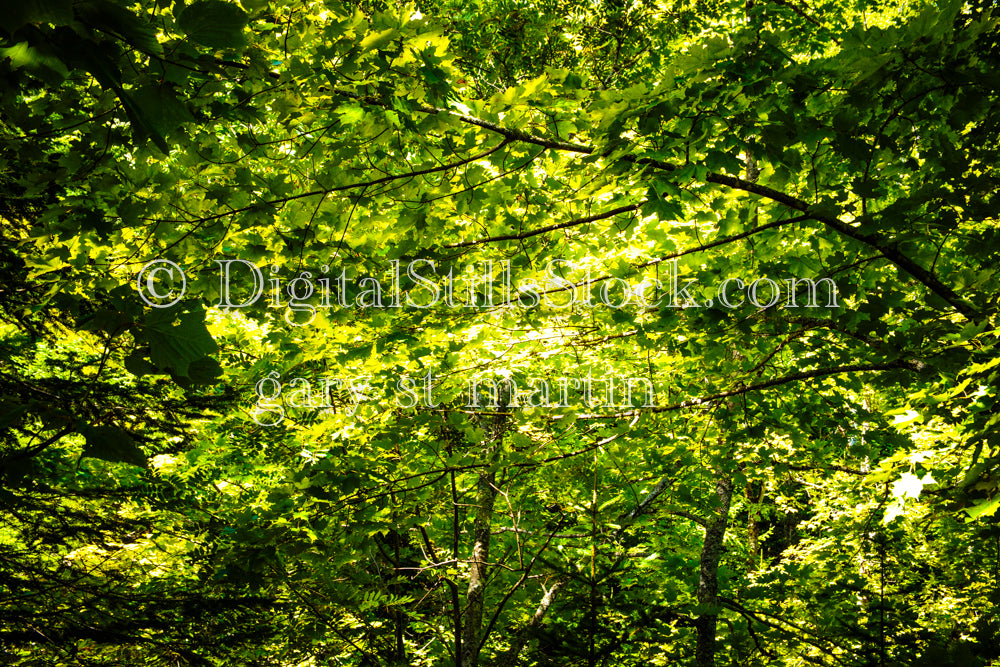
580;360;927;420
445;203;642;249
331;89;980;321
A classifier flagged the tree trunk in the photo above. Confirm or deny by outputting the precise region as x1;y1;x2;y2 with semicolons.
459;404;508;667
745;478;763;573
695;472;733;667
460;467;497;667
496;578;567;667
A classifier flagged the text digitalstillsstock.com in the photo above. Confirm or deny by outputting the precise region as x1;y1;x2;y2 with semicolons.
137;258;841;325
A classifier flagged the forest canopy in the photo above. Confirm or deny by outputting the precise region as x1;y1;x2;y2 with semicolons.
1;0;999;665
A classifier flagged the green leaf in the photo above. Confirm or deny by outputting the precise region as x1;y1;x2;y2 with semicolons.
130;84;195;143
75;0;162;55
80;425;146;467
141;306;218;378
123;349;157;376
0;42;70;81
0;400;30;430
336;102;367;125
965;495;1000;521
119;89;170;153
360;28;396;52
78;308;132;334
24;254;67;279
0;0;72;32
178;0;248;49
186;356;224;384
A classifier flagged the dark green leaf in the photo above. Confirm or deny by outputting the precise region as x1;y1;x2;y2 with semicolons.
75;0;162;55
178;0;248;49
141;306;218;378
80;425;146;467
0;0;72;32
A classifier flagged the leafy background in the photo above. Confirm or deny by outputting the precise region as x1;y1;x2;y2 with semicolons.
1;0;999;665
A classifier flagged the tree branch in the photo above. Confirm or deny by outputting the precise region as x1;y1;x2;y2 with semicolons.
444;203;642;249
495;577;568;667
330;89;980;322
580;360;927;420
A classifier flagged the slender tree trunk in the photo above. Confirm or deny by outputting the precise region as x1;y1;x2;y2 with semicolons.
745;478;763;573
459;403;508;667
747;512;760;569
460;467;497;667
496;579;567;667
449;470;464;664
695;472;733;667
393;527;405;663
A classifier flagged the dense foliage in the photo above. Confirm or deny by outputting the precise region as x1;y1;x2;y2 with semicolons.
1;0;999;665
